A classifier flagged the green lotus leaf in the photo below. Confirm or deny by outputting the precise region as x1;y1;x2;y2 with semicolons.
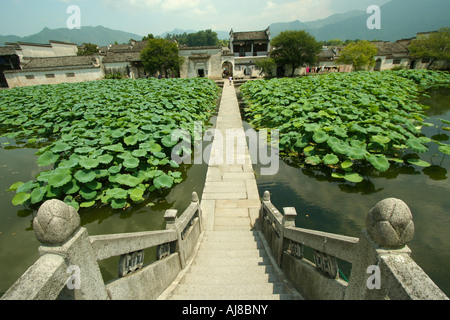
8;181;24;192
406;138;428;153
51;142;71;153
123;157;140;169
80;201;96;208
48;169;72;188
328;137;349;155
347;147;367;160
85;180;102;190
79;158;100;170
46;185;62;198
304;123;320;132
74;169;97;183
161;135;179;148
313;130;329;144
344;172;364;183
108;165;122;174
103;143;124;153
64;196;79;211
341;160;354;169
438;144;450;155
323;154;339;165
12;192;31;206
106;188;128;199
80;187;97;200
111;129;125;139
74;147;95;154
332;173;345;179
153;151;167;159
366;154;390;172
96;154;114;164
153;174;174;189
128;188;145;202
305;156;322;166
111;199;129;210
62;180;80;195
124;135;139;146
372;135;391;145
30;187;47;204
333;127;348;138
38;151;59;167
58;158;79;169
407;159;431;167
116;174;141;187
132;149;147;158
16;180;39;193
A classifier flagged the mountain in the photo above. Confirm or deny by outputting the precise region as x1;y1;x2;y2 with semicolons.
270;0;450;42
0;26;143;46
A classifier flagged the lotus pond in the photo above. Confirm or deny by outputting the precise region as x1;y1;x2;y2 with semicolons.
0;78;219;295
241;70;450;296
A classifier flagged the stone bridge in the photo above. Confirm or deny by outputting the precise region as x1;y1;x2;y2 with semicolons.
1;83;448;300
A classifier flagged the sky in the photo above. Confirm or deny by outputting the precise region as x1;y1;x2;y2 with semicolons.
1;0;391;37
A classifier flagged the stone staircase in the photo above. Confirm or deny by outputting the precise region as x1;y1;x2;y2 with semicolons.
166;230;296;300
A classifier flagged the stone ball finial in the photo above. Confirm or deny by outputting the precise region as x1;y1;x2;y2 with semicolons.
33;200;81;245
366;198;414;248
263;191;271;201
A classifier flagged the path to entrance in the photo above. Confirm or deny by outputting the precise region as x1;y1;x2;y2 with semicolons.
159;82;300;300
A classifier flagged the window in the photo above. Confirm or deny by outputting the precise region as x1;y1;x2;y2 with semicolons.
25;75;35;80
66;73;75;78
393;59;402;65
45;74;55;78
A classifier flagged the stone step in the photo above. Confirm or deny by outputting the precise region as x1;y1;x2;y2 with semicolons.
194;249;268;260
214;225;252;231
192;255;272;267
187;264;276;275
180;271;280;285
198;240;264;251
168;294;294;300
171;283;287;296
202;231;261;241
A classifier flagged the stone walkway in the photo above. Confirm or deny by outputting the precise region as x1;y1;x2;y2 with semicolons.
160;83;298;300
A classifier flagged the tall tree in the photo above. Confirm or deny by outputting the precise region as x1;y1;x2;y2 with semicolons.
140;39;183;77
336;40;378;71
270;30;322;76
408;27;450;66
77;43;99;56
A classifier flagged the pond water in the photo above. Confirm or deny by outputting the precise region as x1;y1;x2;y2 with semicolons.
0;86;448;298
249;86;450;297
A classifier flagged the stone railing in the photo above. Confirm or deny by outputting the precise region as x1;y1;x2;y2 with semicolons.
259;191;449;300
1;192;202;300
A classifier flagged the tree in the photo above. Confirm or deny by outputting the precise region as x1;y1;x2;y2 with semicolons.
77;43;99;56
165;30;220;47
336;40;378;71
140;39;183;77
408;28;450;66
255;58;276;78
142;34;155;41
270;30;322;77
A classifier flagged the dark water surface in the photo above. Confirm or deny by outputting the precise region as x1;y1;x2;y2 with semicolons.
251;87;450;297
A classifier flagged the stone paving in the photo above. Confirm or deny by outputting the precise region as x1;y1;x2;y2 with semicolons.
161;82;297;300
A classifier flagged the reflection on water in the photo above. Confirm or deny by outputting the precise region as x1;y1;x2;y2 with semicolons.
251;87;450;296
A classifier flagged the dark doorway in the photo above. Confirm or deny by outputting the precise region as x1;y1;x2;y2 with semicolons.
410;60;417;70
198;69;205;77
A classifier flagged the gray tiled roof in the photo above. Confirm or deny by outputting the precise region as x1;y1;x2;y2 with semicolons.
22;55;101;71
103;51;141;63
373;41;409;56
231;30;270;41
0;46;16;56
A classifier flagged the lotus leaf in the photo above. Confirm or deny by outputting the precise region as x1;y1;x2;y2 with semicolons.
31;187;47;204
12;192;31;206
79;158;100;170
323;154;339;165
38;151;59;167
74;170;97;183
106;188;128;200
407;159;431;167
153;174;174;189
344;172;364;183
48;169;72;188
123;157;140;169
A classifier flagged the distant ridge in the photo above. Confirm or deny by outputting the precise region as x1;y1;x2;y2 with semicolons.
0;26;143;46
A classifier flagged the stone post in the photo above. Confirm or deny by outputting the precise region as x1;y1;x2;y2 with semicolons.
33;200;109;300
278;207;297;266
192;191;202;232
344;198;416;300
165;209;186;269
